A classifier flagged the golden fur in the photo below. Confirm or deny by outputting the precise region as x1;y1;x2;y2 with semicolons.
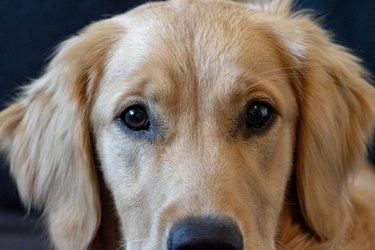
0;0;374;249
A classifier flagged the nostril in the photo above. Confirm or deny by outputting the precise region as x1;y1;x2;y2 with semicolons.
167;216;243;250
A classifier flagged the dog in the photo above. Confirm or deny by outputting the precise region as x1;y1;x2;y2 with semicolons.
0;0;374;249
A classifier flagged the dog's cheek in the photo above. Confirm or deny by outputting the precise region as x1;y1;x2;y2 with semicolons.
96;127;156;209
97;128;139;193
252;133;295;214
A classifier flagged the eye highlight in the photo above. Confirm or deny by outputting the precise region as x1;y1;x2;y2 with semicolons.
119;105;150;131
246;101;275;130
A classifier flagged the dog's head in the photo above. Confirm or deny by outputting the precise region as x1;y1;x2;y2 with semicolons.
1;0;374;249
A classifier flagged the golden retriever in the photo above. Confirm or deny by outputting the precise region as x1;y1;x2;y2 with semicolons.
0;0;374;249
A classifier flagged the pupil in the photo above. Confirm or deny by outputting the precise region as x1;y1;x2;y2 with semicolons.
124;106;149;130
251;105;267;120
247;103;272;129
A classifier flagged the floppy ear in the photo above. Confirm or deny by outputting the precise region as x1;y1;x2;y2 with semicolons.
285;18;375;240
250;0;375;240
238;0;374;240
0;20;122;249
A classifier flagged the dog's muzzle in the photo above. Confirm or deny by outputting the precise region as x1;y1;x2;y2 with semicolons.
167;216;243;250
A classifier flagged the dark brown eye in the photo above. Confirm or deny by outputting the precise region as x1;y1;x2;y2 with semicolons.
246;102;274;129
119;105;150;131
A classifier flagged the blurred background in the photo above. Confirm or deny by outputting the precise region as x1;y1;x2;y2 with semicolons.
0;0;374;249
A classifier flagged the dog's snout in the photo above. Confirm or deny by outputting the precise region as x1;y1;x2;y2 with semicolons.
167;216;243;250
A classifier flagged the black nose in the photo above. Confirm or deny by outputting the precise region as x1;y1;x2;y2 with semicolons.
167;216;243;250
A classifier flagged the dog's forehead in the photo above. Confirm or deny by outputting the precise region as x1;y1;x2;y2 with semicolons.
97;1;287;123
110;1;280;76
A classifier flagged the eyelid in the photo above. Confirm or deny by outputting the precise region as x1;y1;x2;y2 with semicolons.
246;97;279;116
114;98;146;121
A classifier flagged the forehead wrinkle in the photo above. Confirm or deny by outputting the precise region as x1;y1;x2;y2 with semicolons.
221;24;291;104
186;8;281;104
98;13;194;122
98;0;292;130
135;11;201;126
140;2;283;131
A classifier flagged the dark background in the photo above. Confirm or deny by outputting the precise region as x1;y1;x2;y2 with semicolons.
0;0;374;249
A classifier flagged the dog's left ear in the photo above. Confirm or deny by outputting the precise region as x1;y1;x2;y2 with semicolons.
0;20;122;249
236;0;374;240
273;14;375;241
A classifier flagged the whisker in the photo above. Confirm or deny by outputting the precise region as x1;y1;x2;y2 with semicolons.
246;73;302;90
126;238;150;245
240;63;322;84
250;66;301;79
238;56;263;83
275;240;289;250
115;243;125;250
119;238;151;250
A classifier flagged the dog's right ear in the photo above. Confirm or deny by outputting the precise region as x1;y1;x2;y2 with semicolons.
0;20;123;249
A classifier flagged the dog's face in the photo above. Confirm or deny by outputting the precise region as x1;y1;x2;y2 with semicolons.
0;0;374;249
94;3;298;248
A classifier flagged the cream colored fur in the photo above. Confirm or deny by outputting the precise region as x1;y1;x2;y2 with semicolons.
0;0;374;249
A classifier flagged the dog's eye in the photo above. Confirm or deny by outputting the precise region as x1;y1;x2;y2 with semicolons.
246;102;274;130
119;105;150;131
